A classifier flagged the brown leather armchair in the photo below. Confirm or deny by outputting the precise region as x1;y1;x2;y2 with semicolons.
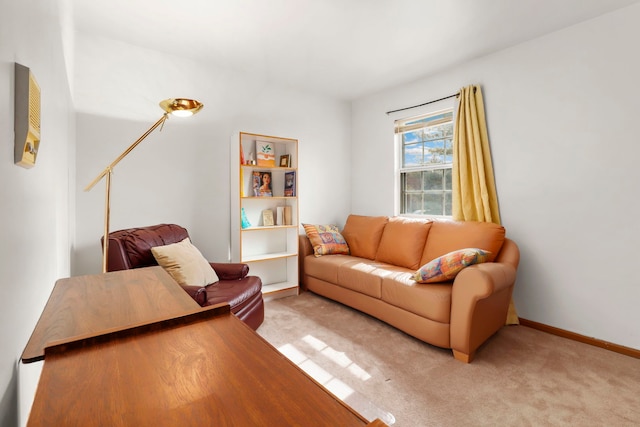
105;224;264;330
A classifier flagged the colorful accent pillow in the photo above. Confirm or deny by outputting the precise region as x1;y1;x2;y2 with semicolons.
302;224;350;257
413;248;491;283
151;237;219;286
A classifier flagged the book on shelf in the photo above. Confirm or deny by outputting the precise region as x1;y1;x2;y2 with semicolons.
283;206;292;225
251;171;260;196
252;171;273;197
276;206;284;226
284;171;296;197
240;168;244;197
262;209;274;226
256;140;276;167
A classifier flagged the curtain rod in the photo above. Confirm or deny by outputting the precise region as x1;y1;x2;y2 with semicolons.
386;92;459;115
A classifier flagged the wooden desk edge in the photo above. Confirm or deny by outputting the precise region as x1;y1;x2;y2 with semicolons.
23;304;230;363
20;276;68;363
21;267;201;363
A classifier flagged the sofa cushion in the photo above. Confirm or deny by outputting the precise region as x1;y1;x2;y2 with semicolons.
305;255;386;299
420;220;505;265
304;254;355;285
337;261;406;299
413;248;491;283
375;217;432;270
381;274;452;324
341;215;388;260
302;224;350;257
151;238;220;286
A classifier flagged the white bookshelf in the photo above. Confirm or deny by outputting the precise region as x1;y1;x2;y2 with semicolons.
230;132;299;298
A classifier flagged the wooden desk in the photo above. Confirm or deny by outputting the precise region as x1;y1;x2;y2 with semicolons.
24;268;385;426
22;266;199;363
27;305;376;426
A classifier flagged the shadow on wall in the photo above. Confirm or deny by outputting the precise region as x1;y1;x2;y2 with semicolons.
72;240;102;277
73;112;227;277
0;364;18;427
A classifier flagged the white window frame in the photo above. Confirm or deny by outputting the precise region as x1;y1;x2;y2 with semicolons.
395;108;454;218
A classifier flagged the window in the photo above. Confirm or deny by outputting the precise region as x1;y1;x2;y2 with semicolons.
397;109;454;216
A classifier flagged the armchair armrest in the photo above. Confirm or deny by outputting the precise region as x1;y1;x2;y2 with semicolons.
450;262;517;362
181;284;208;306
210;262;249;280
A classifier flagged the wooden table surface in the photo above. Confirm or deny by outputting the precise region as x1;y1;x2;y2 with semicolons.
22;266;199;363
23;267;386;426
27;305;376;426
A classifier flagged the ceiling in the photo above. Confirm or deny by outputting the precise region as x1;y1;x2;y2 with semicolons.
72;0;639;100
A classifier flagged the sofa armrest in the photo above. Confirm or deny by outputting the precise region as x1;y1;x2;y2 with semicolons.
181;284;208;306
298;234;314;291
495;238;520;269
299;233;314;258
210;262;249;280
449;261;517;362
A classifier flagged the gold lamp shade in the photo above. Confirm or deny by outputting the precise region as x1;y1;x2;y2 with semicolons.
160;98;204;117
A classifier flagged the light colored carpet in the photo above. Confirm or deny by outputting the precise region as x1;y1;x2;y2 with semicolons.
257;292;640;427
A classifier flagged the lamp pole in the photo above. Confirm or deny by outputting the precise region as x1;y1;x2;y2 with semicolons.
84;99;203;273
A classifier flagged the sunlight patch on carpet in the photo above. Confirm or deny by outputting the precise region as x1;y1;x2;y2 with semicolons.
299;358;339;387
302;335;372;381
277;337;395;425
279;342;355;399
278;343;307;364
302;334;326;351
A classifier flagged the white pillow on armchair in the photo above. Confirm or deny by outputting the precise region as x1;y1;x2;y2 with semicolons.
151;237;219;286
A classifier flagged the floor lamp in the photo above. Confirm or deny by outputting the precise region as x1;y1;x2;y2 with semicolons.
85;98;204;273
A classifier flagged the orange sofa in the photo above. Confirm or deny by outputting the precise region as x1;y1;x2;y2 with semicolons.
299;215;520;362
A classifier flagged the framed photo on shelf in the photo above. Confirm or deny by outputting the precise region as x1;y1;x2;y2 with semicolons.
284;171;296;197
262;209;274;226
256;140;276;167
280;154;291;167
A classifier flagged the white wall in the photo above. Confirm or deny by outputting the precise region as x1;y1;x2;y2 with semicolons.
0;0;75;425
5;3;638;424
352;4;640;350
73;34;352;275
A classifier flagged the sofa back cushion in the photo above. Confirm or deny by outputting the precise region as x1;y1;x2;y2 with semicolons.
375;217;432;270
420;220;505;265
341;215;388;260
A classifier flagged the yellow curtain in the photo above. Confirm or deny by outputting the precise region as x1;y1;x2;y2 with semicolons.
452;85;519;325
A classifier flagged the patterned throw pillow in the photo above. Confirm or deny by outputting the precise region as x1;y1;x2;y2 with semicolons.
302;224;350;257
413;248;491;283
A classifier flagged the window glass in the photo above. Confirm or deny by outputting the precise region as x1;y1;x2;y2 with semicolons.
397;109;453;217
